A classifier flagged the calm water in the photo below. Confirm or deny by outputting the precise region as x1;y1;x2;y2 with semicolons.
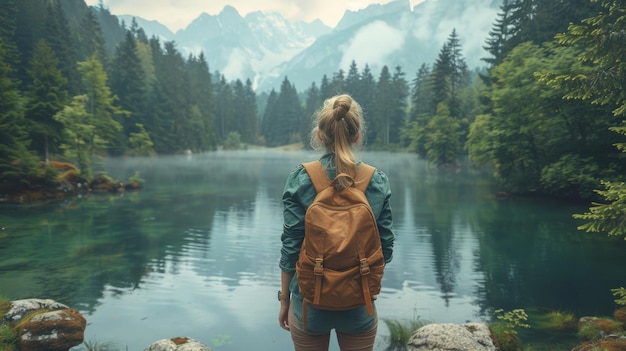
1;150;625;351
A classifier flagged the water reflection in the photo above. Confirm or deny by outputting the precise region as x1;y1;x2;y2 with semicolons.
1;150;625;351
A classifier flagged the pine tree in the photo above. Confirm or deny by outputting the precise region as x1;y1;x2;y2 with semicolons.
77;8;107;65
0;38;41;182
261;89;278;145
25;39;68;162
390;65;408;144
232;78;258;144
242;78;258;144
345;60;360;98
153;41;191;152
43;0;79;93
330;69;345;95
302;82;321;146
373;66;393;146
483;0;515;67
263;77;302;147
186;53;216;150
359;64;377;145
319;74;333;101
215;75;234;142
0;0;20;75
109;30;147;155
409;63;433;124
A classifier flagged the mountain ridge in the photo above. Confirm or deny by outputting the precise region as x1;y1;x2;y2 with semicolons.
116;0;501;92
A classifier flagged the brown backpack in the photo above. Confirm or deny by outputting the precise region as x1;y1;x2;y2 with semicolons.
296;161;385;327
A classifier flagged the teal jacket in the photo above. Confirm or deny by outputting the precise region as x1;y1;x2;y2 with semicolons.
279;153;395;333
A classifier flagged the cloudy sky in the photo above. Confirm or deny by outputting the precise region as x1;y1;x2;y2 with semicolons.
85;0;425;32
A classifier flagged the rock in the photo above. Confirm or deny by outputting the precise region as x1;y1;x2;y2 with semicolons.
1;299;86;351
407;323;497;351
578;316;624;341
3;298;69;323
572;334;626;351
17;308;86;351
90;175;123;193
144;337;212;351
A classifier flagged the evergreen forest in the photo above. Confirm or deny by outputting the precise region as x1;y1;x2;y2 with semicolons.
0;0;625;237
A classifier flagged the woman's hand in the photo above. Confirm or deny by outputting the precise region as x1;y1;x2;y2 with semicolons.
278;301;290;331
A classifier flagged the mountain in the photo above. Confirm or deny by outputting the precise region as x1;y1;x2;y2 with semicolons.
110;0;501;92
118;15;175;43
119;6;331;89
257;0;502;91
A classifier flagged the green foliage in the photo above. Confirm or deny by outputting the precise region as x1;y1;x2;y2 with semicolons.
573;181;626;238
0;324;17;351
543;311;577;331
262;77;302;147
53;94;95;179
382;316;428;351
127;123;154;156
0;296;11;316
613;288;626;306
0;296;16;351
222;131;242;150
536;0;626;235
128;171;144;184
25;39;68;161
423;104;463;166
489;309;529;351
489;322;522;351
495;309;531;333
469;40;622;197
539;154;601;199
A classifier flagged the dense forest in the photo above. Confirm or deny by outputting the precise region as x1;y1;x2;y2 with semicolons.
0;0;625;233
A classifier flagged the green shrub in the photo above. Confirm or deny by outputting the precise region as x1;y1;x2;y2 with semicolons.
490;322;522;351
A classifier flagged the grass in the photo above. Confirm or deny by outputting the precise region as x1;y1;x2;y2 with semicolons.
82;338;122;351
382;316;429;351
0;325;17;351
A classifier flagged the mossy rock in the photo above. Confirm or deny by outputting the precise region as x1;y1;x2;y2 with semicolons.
578;316;624;341
572;335;626;351
90;175;123;193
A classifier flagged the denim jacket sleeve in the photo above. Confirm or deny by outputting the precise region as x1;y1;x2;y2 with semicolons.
279;161;395;273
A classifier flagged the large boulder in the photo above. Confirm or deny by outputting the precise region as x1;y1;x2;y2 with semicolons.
144;337;212;351
407;323;497;351
3;298;69;323
2;299;86;351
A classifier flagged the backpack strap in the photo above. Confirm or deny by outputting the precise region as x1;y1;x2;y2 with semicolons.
302;161;376;193
354;163;376;193
302;161;331;193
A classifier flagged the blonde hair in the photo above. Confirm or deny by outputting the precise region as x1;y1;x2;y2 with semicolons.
310;94;366;190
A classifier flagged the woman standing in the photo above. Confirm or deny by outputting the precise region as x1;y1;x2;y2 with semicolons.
278;94;395;351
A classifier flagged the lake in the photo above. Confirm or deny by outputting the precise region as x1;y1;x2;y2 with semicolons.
1;150;625;351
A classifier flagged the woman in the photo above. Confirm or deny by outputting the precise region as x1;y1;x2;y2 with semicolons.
278;94;395;351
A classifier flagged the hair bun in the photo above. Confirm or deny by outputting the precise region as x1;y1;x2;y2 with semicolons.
333;99;351;120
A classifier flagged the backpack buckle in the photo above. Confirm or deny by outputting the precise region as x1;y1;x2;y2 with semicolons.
314;258;324;275
360;258;370;275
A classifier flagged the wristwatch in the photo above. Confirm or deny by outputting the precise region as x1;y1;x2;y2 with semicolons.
278;290;289;302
